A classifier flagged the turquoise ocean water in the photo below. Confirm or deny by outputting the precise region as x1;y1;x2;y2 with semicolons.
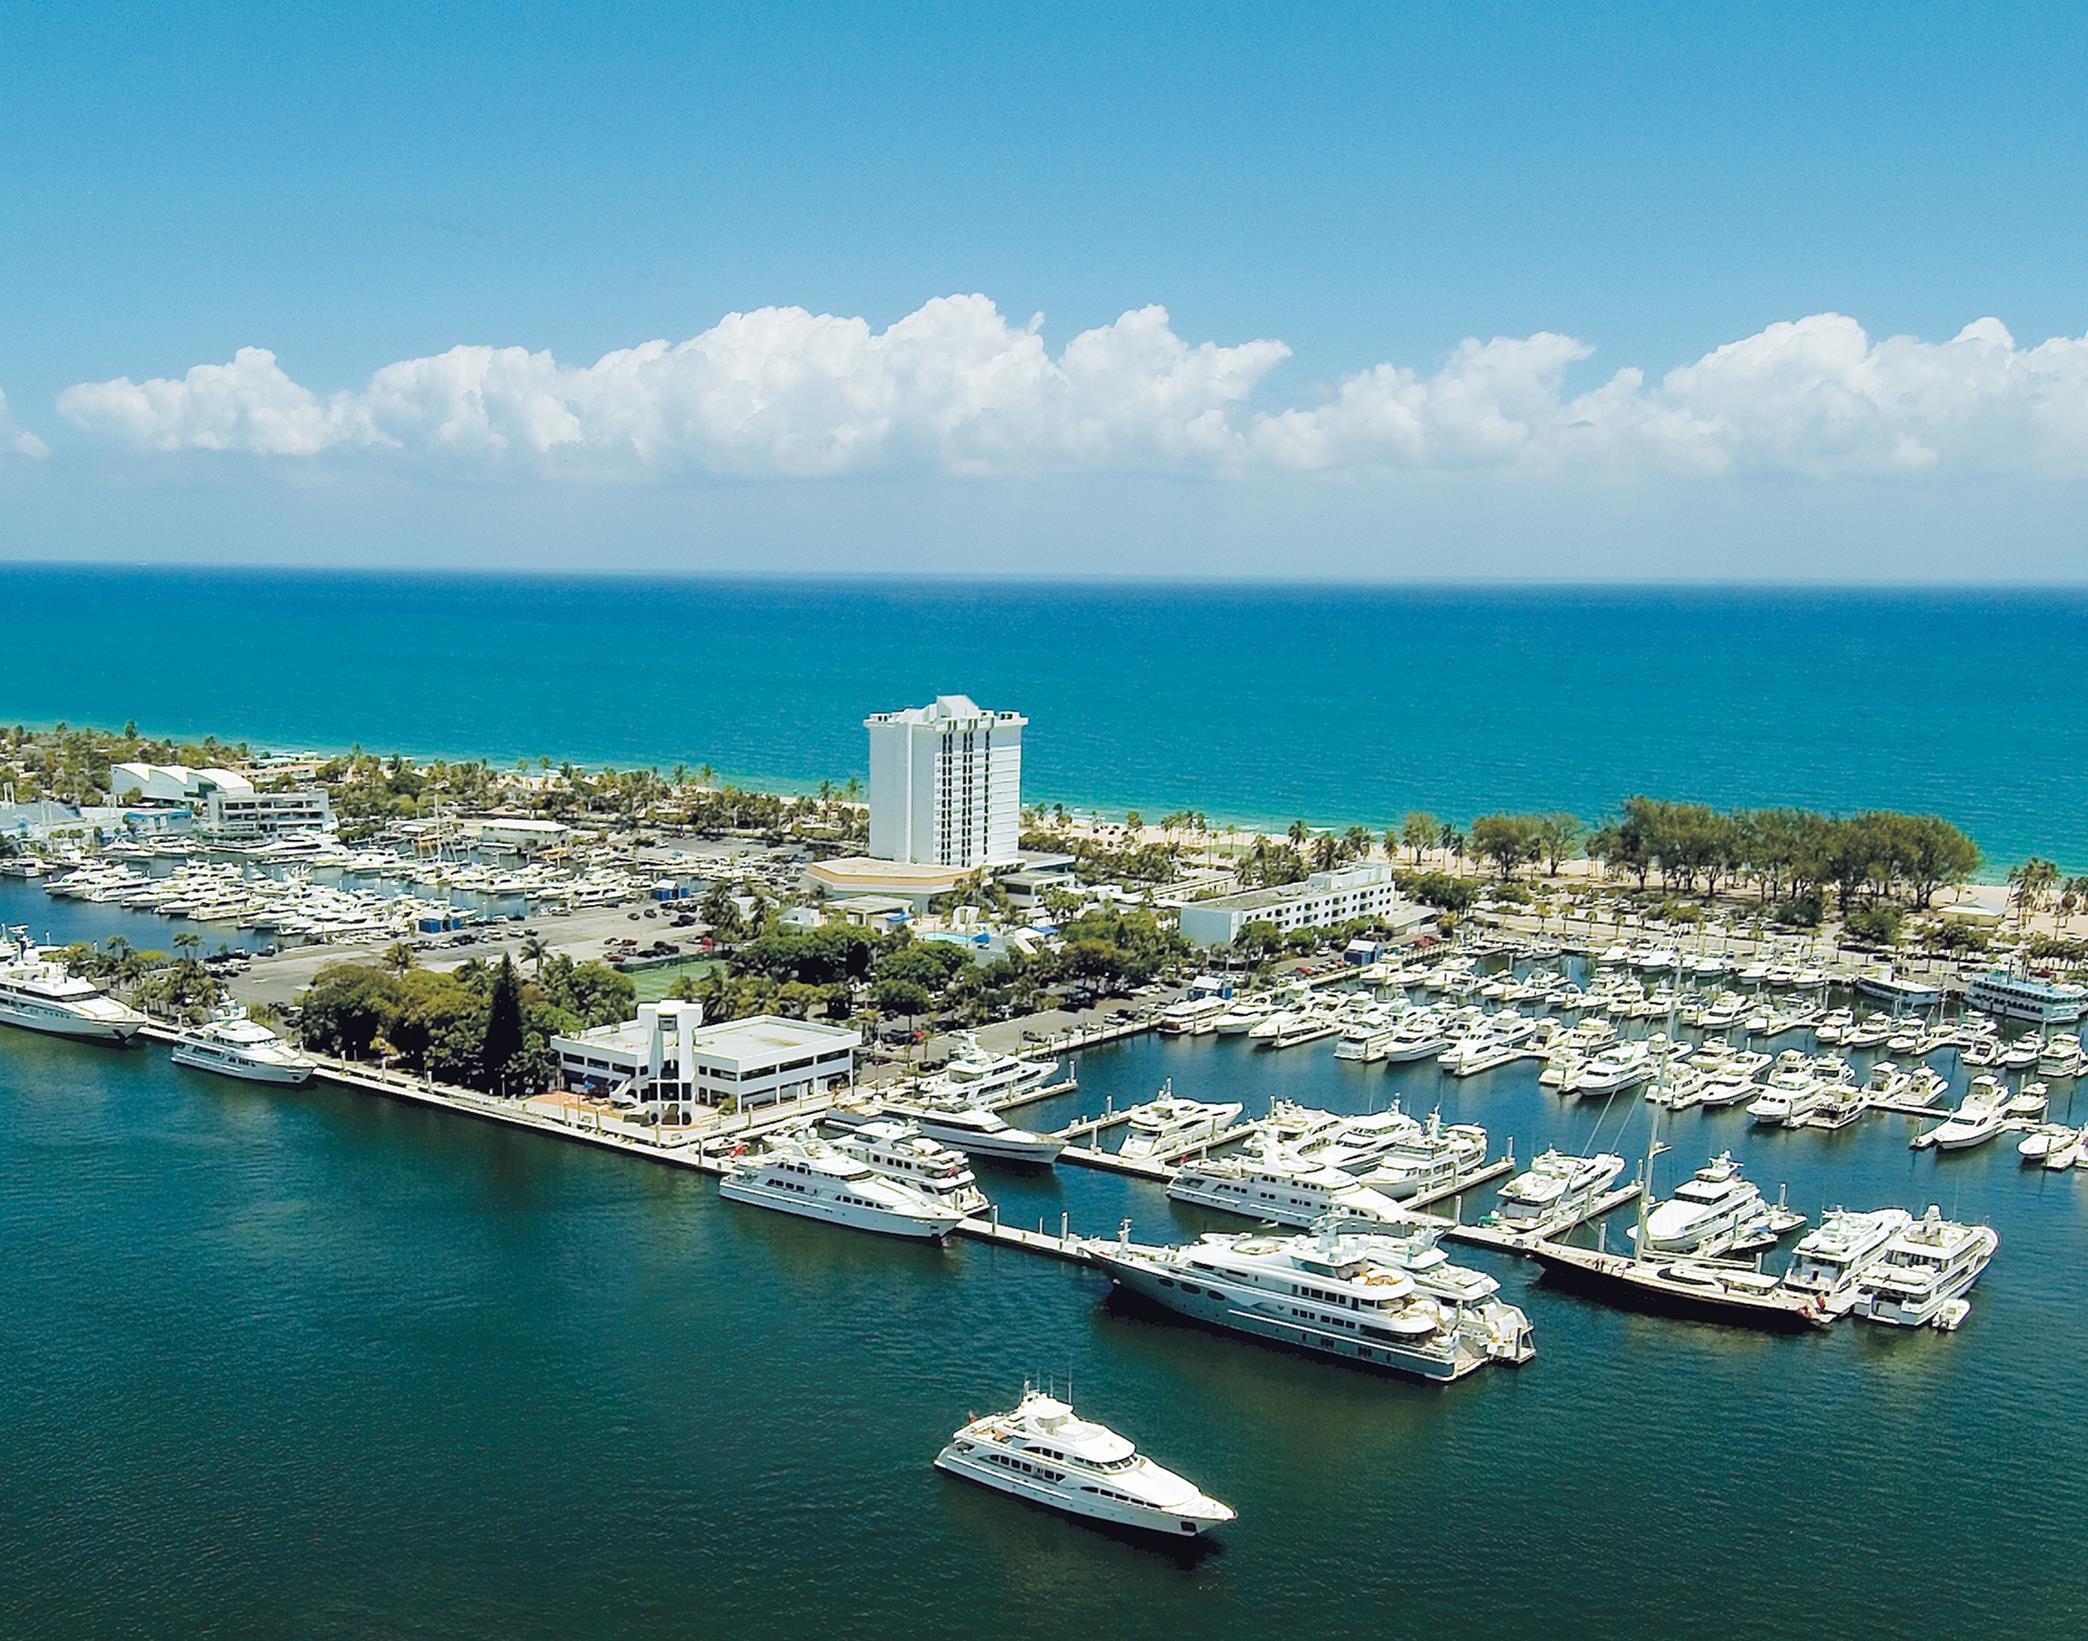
5;564;2087;868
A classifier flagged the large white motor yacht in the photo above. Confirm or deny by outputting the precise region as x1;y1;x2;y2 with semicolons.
831;1093;1064;1165
1633;1153;1766;1255
1563;1040;1656;1096
916;1033;1058;1102
170;1002;315;1084
0;931;147;1043
1918;1077;2011;1151
718;1133;965;1239
1849;1207;1998;1327
822;1118;989;1216
1092;1223;1534;1380
1495;1149;1627;1232
1166;1131;1412;1227
1780;1208;1914;1313
1360;1110;1490;1200
934;1387;1235;1537
1117;1084;1243;1161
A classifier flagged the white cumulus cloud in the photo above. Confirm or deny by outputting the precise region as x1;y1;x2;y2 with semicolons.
0;388;49;459
51;299;2088;482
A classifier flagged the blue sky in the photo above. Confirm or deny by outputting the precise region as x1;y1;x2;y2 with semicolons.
4;2;2087;578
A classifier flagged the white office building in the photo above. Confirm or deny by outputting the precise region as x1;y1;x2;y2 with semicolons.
109;762;334;839
551;1002;861;1122
1176;863;1430;948
864;695;1025;869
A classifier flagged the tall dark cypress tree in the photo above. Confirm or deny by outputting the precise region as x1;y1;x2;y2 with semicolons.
483;955;526;1095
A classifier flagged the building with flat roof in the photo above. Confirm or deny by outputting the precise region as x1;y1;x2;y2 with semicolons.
111;762;333;838
865;695;1024;869
551;1001;860;1122
802;855;972;910
1176;863;1430;948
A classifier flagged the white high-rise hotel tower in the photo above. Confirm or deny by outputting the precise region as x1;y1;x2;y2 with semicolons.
865;696;1025;868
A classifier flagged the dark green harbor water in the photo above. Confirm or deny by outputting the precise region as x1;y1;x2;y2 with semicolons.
6;995;2087;1639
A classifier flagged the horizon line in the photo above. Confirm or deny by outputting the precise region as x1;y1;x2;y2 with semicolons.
7;558;2088;595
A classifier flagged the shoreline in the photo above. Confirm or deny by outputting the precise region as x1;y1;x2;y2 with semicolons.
5;714;2066;885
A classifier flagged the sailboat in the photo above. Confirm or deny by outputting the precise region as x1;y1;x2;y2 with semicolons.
1529;961;1831;1331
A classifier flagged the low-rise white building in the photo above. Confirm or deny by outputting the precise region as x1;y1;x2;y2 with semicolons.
551;1002;861;1122
111;762;334;839
1176;863;1429;948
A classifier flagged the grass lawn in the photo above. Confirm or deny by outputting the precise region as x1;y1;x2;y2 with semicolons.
629;957;725;1002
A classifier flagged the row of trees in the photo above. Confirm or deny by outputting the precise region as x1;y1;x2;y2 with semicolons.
297;950;635;1093
1585;797;1981;909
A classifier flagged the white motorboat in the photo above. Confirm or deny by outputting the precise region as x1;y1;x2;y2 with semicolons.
1746;1051;1833;1126
1494;1149;1627;1232
169;1002;315;1084
1093;1222;1533;1380
1849;1206;1998;1327
829;1094;1064;1165
1117;1085;1244;1160
934;1387;1235;1537
1359;1110;1490;1200
919;1033;1058;1102
2038;1034;2084;1077
824;1118;989;1215
1632;1153;1767;1255
1918;1078;2011;1151
0;931;148;1043
1562;1040;1655;1096
718;1133;966;1239
1296;1106;1424;1173
1166;1131;1413;1227
1780;1207;1914;1313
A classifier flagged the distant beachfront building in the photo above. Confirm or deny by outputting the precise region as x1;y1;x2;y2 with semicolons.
109;761;334;840
864;695;1024;870
1176;863;1431;949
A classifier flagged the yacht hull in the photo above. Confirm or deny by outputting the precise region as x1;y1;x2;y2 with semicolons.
718;1176;959;1240
1528;1245;1828;1332
932;1451;1223;1537
169;1045;317;1085
1094;1253;1470;1380
0;1002;144;1043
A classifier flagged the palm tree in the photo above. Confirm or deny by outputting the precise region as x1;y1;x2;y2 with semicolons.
1286;820;1310;849
2008;856;2060;928
382;941;416;974
520;932;549;976
696;763;716;789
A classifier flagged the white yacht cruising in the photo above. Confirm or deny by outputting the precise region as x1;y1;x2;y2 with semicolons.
0;932;147;1043
1495;1149;1627;1233
1092;1223;1534;1380
718;1133;965;1240
1117;1085;1243;1160
822;1118;988;1216
1779;1208;1914;1312
934;1387;1235;1537
169;1003;315;1084
1849;1207;1999;1327
1166;1132;1412;1227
